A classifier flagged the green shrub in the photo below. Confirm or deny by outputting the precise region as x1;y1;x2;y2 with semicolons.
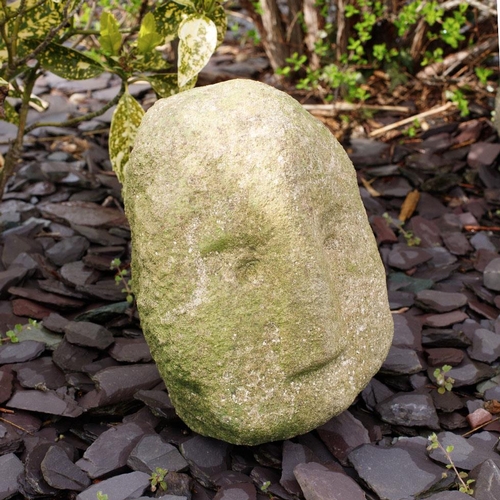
0;0;226;194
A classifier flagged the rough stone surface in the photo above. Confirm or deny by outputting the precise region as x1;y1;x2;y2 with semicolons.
0;452;23;499
75;471;150;500
125;79;393;445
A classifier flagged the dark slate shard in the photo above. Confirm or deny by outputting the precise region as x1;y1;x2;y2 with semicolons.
75;471;150;500
470;232;497;252
428;431;500;471
7;285;85;309
0;412;41;456
422;328;472;348
82;356;119;375
0;339;45;363
0;266;29;296
280;441;318;496
380;345;423;375
250;466;294;500
392;313;422;350
109;337;152;362
15;322;63;349
41;445;91;491
442;231;472;256
426;247;457;268
431;389;464;413
388;290;415;309
349;440;451;500
39;201;128;229
213;483;256;500
467;328;500;363
77;280;127;301
76;422;152;479
387;244;433;270
0;452;23;499
134;389;177;419
361;378;395;411
347;138;391;166
38;278;88;299
64;321;114;350
424;310;469;328
415;290;468;313
420;491;471;499
0;368;13;404
439;411;468;430
60;261;100;287
372;176;412;197
253;442;282;468
407;216;442;248
296;433;342;469
371;215;398;245
45;236;90;266
78;363;162;409
469;458;500;500
425;347;464;367
213;471;254;487
388;272;434;293
427;355;495;388
74;301;130;323
127;434;189;473
12;298;55;319
467;299;499;320
71;224;127;246
375;391;440;429
468;142;500;168
6;388;83;417
2;234;43;268
14;356;66;389
474;250;499;273
66;372;95;392
316;411;370;465
42;312;69;333
294;462;365;500
123;406;162;430
52;338;99;372
180;436;232;488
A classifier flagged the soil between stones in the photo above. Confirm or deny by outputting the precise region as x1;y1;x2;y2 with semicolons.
0;74;499;500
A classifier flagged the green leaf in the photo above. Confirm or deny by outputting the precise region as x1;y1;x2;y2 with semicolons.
23;40;104;80
171;0;195;8
153;2;187;43
109;90;144;184
445;445;454;453
147;74;179;97
208;3;227;47
137;12;164;54
99;12;122;56
177;14;217;89
2;100;19;125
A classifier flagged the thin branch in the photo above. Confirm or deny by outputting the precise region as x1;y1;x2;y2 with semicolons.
369;102;455;137
303;102;412;116
24;82;125;134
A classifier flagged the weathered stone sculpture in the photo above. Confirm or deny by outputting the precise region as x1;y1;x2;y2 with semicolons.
125;79;393;445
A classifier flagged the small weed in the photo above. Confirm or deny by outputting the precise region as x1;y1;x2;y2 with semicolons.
96;492;108;500
382;213;421;246
475;67;494;86
260;480;271;493
1;319;38;344
427;433;475;495
446;89;469;117
110;258;134;304
434;365;455;394
150;467;168;493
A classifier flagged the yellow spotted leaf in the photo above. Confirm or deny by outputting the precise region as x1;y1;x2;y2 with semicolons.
109;90;144;184
177;14;217;89
23;40;104;80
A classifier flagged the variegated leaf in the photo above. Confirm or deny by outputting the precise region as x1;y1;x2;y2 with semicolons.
5;0;72;44
99;11;122;56
171;0;195;8
109;90;144;184
147;74;178;97
153;1;187;43
210;3;227;47
2;100;19;125
137;12;164;54
178;14;217;89
23;40;104;80
147;73;196;97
